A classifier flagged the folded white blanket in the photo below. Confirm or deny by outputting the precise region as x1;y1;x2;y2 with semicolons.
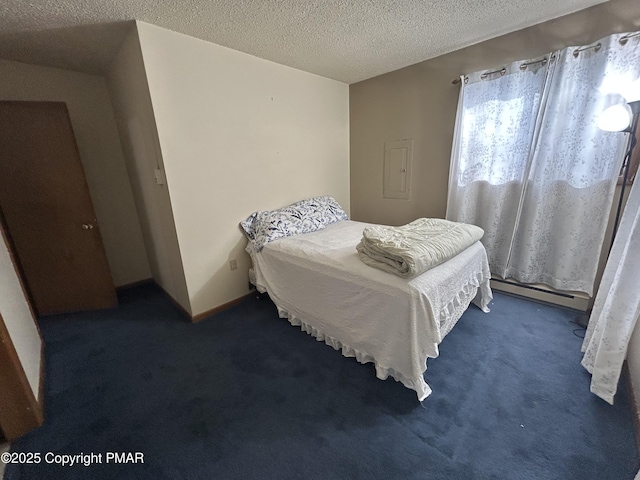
356;218;484;278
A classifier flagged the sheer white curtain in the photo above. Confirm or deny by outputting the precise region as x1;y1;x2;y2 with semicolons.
446;60;547;275
505;35;639;295
447;32;640;295
581;173;640;404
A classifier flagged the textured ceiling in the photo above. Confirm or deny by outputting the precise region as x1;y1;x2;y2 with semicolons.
0;0;606;84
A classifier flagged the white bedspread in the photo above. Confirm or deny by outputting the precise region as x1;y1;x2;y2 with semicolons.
248;220;492;400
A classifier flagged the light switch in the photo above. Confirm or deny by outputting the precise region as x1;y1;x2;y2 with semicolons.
154;168;165;185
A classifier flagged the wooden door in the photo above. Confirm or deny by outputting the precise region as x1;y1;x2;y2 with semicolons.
0;101;117;316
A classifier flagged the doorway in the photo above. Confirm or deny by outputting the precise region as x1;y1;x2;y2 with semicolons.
0;101;117;316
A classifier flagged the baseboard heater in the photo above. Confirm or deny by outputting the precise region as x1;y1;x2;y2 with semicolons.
491;278;575;299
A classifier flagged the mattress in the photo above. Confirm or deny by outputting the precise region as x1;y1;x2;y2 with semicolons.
248;220;492;400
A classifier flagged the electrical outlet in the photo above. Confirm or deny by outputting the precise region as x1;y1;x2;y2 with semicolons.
229;259;238;271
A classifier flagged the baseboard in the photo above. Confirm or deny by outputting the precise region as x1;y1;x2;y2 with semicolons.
148;280;255;323
115;278;154;291
191;292;255;323
139;279;256;323
490;279;590;311
623;362;640;455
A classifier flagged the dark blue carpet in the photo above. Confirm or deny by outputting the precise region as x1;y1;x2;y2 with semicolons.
5;285;639;479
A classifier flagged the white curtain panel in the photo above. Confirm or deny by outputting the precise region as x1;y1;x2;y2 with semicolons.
446;61;547;275
505;35;639;295
581;174;640;404
447;32;640;295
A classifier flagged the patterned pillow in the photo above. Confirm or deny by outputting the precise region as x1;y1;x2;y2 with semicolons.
240;196;348;251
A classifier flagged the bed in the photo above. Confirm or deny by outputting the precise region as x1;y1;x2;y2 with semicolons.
242;199;492;400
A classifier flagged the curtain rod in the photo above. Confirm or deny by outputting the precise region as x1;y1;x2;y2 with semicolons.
620;32;640;45
573;42;601;58
451;31;640;85
451;57;548;85
519;57;548;71
451;28;638;85
480;67;506;80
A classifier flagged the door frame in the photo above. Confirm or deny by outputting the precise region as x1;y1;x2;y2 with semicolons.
0;222;44;441
0;313;44;441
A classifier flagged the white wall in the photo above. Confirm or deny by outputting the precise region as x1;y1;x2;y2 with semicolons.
107;27;190;312
0;59;150;287
136;21;350;316
0;230;41;399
